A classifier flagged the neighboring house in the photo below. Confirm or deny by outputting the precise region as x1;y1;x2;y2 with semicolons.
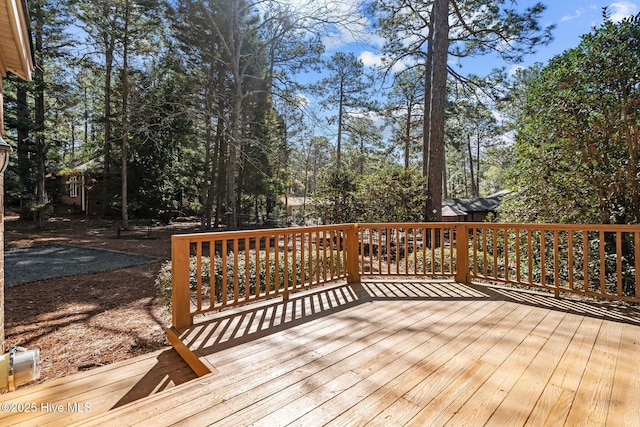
441;204;468;222
58;159;102;215
442;190;508;222
280;196;312;217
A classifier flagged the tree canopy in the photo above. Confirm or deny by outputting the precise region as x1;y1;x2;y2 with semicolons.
502;12;640;224
3;0;567;228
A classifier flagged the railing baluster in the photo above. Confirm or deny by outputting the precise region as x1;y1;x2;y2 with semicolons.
293;232;298;290
504;227;509;282
599;230;605;295
244;237;250;300
377;227;382;274
568;231;574;291
636;230;640;299
323;230;328;282
265;235;271;297
308;230;312;284
209;240;215;307
284;233;290;292
274;234;280;295
196;242;203;311
616;231;622;297
222;238;230;305
472;226;478;277
553;230;559;297
515;228;521;283
583;230;589;292
422;227;427;275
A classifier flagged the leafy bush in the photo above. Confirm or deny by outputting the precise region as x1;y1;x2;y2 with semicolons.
156;250;344;307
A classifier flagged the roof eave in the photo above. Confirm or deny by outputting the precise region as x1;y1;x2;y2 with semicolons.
1;0;34;81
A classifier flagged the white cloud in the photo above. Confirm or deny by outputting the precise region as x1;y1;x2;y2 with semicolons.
294;93;310;108
608;1;639;22
508;65;525;77
561;8;584;22
359;51;415;73
359;51;384;68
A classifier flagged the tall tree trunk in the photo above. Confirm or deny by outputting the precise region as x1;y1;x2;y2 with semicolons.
16;85;31;217
404;103;412;169
34;21;46;228
467;134;477;197
475;131;481;196
214;112;226;229
201;110;213;228
226;87;241;230
102;39;114;216
425;0;449;222
337;82;344;169
422;14;434;219
121;1;130;229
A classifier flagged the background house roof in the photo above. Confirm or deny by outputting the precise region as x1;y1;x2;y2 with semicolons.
0;0;33;80
443;190;509;214
442;205;468;217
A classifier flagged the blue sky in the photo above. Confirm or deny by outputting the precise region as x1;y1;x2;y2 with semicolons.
294;1;639;142
329;1;640;78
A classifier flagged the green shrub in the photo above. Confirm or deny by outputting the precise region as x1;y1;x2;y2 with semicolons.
155;250;344;307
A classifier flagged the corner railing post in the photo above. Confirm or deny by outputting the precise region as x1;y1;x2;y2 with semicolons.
172;236;192;330
455;223;469;284
346;223;360;283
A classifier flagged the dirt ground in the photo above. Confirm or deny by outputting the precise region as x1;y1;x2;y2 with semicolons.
4;214;203;385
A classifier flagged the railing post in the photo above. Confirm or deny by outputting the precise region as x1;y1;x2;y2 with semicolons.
455;223;469;284
172;236;192;330
346;223;360;284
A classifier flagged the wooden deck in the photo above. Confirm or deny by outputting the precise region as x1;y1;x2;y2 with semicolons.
4;280;640;426
0;347;197;426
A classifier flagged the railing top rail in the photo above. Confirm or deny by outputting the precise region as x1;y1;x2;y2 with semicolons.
171;222;640;243
465;222;640;232
171;223;353;242
357;222;457;228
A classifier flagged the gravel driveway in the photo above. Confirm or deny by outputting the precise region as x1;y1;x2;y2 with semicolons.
5;244;160;286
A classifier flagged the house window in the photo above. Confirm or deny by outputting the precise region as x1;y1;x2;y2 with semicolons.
68;176;79;197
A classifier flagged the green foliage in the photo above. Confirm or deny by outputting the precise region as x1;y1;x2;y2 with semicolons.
314;169;363;224
314;166;427;224
359;166;426;222
503;14;640;224
155;250;343;306
404;248;457;275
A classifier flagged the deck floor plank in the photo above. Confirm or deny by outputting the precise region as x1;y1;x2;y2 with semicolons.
77;288;448;426
329;301;521;427
0;348;196;427
399;304;552;427
215;300;496;427
565;316;624;426
4;280;640;427
606;322;640;426
394;304;547;426
485;311;583;426
142;297;473;426
286;301;511;427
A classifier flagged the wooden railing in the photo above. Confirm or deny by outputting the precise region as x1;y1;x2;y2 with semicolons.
357;223;460;278
171;224;357;329
463;223;640;303
171;222;640;328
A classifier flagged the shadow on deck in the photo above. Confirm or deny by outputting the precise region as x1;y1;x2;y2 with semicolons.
3;280;640;426
179;280;640;363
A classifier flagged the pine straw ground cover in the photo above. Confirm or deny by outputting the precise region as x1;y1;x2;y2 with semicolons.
4;214;202;385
